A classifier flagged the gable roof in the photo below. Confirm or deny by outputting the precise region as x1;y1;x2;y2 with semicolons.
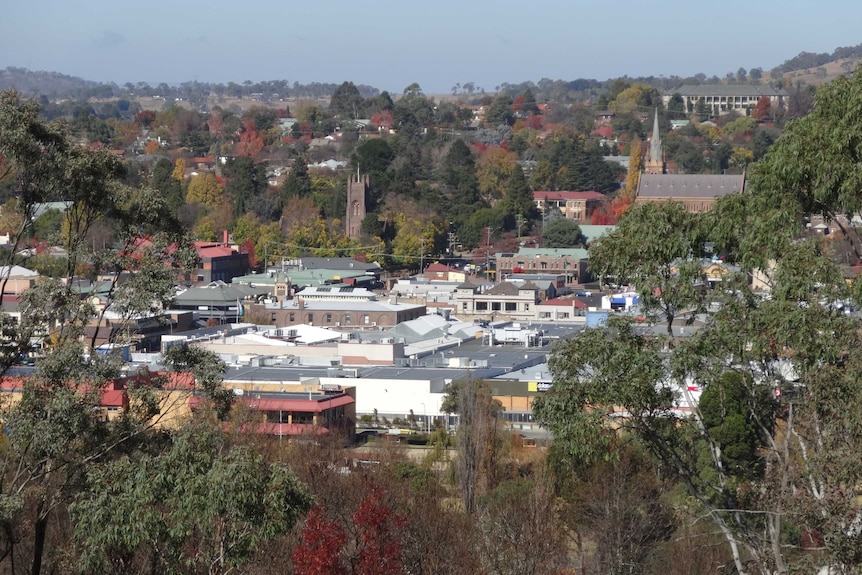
637;173;745;199
533;191;607;201
667;84;788;98
425;263;459;273
485;281;538;296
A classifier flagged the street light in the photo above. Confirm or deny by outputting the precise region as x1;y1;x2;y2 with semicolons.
420;402;428;434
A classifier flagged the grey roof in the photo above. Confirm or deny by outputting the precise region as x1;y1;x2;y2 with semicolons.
486;282;537;296
293;258;380;272
637;173;745;199
667;84;788;97
0;265;38;278
174;283;266;305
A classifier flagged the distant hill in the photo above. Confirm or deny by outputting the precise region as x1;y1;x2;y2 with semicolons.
770;43;862;87
778;57;862;87
0;66;111;99
773;43;862;73
4;40;862;104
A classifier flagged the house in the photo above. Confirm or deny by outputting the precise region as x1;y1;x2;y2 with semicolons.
504;275;561;301
663;84;788;116
191;237;250;284
536;297;589;321
0;265;39;325
188;386;356;438
252;293;426;329
454;281;538;321
533;191;608;222
422;263;467;283
171;281;269;324
496;248;591;285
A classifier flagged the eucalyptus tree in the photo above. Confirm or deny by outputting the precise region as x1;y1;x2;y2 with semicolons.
537;70;862;574
0;90;312;575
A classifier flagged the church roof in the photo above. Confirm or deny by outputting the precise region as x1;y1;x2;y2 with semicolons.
637;173;745;199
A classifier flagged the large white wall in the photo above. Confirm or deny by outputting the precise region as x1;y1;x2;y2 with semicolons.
316;377;446;418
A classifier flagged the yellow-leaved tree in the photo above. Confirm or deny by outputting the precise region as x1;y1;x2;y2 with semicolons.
171;158;186;183
185;173;223;209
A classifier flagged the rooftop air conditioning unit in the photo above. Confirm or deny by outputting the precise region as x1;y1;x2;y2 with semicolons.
371;322;377;327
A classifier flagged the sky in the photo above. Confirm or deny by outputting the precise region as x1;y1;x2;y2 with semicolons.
2;0;861;95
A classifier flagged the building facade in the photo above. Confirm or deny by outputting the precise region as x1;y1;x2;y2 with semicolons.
662;84;788;116
496;248;591;285
532;191;607;222
454;282;538;321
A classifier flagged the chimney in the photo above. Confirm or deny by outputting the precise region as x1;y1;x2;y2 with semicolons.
298;298;305;311
222;229;229;245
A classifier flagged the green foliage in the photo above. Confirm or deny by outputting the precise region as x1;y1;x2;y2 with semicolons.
32;208;63;240
223;155;267;217
163;344;233;420
485;95;514;126
441;140;480;204
542;218;586;248
697;372;771;484
589;201;706;335
149;157;184;213
72;421;313;574
0;90;206;575
282;157;312;201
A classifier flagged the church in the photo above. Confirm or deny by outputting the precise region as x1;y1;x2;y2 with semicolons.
635;109;745;213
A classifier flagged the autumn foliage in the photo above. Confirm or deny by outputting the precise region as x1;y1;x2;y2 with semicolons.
353;490;407;575
292;506;347;575
293;491;406;575
235;119;265;158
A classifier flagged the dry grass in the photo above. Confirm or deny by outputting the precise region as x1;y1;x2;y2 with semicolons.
780;57;862;87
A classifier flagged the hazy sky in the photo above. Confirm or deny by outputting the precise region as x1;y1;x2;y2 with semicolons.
2;0;860;94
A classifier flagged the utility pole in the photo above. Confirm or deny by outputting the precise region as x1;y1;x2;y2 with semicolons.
420;237;426;274
484;227;493;281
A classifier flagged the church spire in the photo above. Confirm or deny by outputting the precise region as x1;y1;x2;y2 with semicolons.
645;108;665;174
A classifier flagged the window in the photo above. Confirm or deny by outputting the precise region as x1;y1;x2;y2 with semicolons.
307;313;314;323
271;313;277;322
505;302;517;312
325;313;332;323
491;302;501;311
364;315;370;324
462;303;468;310
289;313;295;322
293;411;314;424
344;314;351;324
476;302;488;311
540;262;548;270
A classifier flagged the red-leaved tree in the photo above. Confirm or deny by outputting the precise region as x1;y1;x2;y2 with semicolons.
293;506;347;575
235;119;265;158
238;238;257;269
353;490;406;575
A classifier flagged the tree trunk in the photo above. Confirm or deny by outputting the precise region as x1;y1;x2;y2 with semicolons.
30;506;46;575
